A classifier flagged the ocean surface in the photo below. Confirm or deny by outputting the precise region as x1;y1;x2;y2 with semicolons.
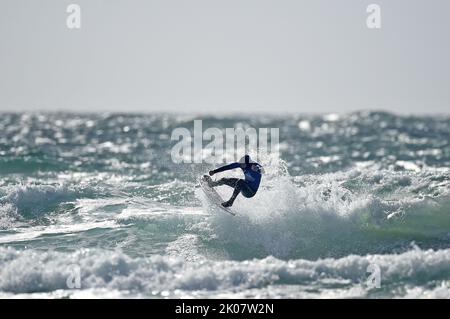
0;111;449;298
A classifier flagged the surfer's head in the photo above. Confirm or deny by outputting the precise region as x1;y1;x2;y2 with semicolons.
239;155;253;167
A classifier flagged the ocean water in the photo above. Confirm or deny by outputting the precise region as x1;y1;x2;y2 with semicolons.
0;111;449;298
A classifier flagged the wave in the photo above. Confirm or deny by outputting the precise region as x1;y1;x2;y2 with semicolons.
196;163;450;260
0;181;104;230
0;246;449;298
1;161;449;261
0;184;72;229
0;221;120;244
1;152;449;257
2;184;76;210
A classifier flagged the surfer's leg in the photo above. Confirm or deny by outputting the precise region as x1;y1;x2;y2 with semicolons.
208;177;246;207
222;179;246;207
209;177;239;188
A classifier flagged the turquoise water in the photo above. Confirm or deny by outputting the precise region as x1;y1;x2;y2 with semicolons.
0;111;449;298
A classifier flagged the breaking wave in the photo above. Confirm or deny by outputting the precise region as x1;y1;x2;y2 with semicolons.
197;163;450;260
0;246;449;298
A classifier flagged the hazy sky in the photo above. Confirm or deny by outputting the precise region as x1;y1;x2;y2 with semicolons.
1;0;449;114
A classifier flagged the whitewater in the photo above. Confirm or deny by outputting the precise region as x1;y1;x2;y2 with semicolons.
0;112;449;298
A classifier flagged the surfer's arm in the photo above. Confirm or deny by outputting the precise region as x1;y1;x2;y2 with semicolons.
210;162;240;175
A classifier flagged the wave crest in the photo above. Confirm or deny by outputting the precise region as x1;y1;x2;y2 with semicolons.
0;246;449;298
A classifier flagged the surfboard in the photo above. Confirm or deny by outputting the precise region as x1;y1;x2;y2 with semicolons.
200;176;236;216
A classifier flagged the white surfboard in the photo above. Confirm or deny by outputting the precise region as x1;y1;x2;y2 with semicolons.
200;176;236;216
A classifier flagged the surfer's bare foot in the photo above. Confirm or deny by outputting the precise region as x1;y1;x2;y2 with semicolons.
222;201;232;208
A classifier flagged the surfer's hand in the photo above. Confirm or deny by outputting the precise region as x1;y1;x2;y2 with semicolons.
209;170;215;176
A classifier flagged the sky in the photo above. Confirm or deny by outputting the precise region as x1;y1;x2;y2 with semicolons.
0;0;449;114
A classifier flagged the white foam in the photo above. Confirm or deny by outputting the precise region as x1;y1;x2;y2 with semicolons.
0;221;121;244
196;161;450;259
0;246;449;298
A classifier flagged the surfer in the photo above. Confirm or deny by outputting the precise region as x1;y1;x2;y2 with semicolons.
203;155;263;207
